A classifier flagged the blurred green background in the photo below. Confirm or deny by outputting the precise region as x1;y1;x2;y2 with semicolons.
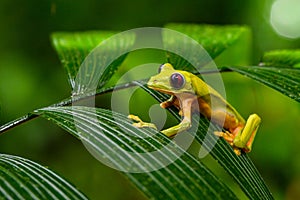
0;0;300;199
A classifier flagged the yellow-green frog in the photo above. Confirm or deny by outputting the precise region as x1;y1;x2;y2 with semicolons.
128;63;261;155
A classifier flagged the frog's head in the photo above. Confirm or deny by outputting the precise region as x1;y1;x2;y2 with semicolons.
147;63;194;95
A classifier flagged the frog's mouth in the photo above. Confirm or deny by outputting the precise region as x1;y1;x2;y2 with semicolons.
147;85;174;95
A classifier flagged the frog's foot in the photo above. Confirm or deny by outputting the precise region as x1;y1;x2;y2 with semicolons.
214;131;234;145
214;131;242;155
128;115;157;130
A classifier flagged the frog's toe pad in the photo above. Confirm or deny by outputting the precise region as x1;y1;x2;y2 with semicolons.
137;122;157;130
132;122;143;128
128;115;157;130
128;114;142;122
233;148;241;156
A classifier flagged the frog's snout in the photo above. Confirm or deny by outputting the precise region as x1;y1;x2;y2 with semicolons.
147;77;156;86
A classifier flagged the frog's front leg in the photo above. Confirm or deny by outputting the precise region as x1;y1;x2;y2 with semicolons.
128;96;176;129
160;96;195;138
128;94;196;138
160;95;176;108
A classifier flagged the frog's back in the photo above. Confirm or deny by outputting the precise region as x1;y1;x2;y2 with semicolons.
187;72;245;123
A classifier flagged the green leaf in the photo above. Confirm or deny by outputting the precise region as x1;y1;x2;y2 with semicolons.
0;154;87;199
137;81;274;200
163;23;250;71
260;49;300;68
36;106;238;200
51;25;249;93
227;66;300;102
51;31;135;93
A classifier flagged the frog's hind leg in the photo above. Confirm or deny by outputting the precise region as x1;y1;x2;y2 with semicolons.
233;114;261;153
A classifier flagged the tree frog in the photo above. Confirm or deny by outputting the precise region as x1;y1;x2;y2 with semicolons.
128;63;261;155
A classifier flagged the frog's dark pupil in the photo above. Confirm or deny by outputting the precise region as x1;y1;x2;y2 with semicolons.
170;73;185;89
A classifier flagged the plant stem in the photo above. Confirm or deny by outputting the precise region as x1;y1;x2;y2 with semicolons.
0;81;142;134
0;67;231;134
0;114;38;133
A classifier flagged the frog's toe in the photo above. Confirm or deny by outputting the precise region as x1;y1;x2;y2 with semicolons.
214;131;234;143
138;122;157;130
128;114;142;122
128;115;157;130
233;148;241;156
132;122;143;128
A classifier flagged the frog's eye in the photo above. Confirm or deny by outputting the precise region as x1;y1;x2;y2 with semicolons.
170;73;185;89
158;64;164;73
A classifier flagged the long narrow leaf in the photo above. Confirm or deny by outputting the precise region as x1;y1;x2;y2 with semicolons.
0;154;87;200
36;106;238;200
227;66;300;102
